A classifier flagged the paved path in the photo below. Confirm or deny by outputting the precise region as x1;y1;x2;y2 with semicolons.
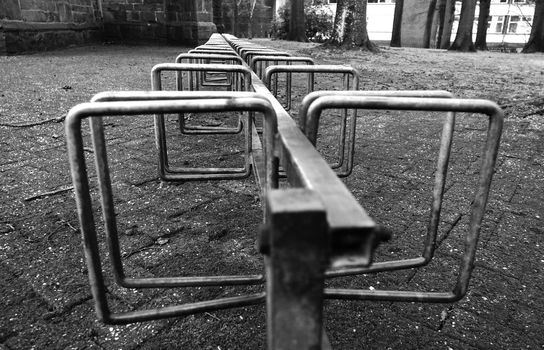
0;43;543;349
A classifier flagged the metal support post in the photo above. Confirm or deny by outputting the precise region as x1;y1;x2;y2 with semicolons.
263;189;330;350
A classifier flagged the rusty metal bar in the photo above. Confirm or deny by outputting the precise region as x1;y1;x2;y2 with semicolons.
263;189;329;350
302;95;503;302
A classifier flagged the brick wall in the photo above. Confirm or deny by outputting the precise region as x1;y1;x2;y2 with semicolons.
0;0;216;54
0;0;102;53
101;0;215;44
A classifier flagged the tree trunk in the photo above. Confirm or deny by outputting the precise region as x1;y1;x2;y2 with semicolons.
429;0;443;47
449;0;477;51
390;0;404;47
435;0;447;48
212;0;223;33
248;0;257;38
523;0;544;53
330;0;348;44
475;0;491;50
287;0;308;41
233;0;240;37
423;0;438;48
328;0;376;51
439;0;455;48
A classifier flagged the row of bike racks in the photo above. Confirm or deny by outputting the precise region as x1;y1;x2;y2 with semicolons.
65;33;504;349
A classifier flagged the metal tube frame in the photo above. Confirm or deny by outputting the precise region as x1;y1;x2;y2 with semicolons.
302;95;503;303
69;33;504;349
65;96;278;324
264;65;360;176
151;63;256;181
173;54;245;132
188;48;238;56
299;90;455;277
250;56;315;80
175;53;244;88
163;63;249;134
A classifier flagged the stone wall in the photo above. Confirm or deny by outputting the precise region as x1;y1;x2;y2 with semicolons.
101;0;215;45
0;0;216;54
0;0;102;54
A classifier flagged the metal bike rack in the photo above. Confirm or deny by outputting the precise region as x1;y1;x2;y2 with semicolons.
166;62;248;134
65;94;279;324
250;56;314;80
68;33;504;349
151;63;251;146
299;90;454;274
264;65;360;176
188;48;238;56
175;53;244;88
301;94;503;302
242;50;290;64
299;90;455;179
192;45;235;51
153;66;255;181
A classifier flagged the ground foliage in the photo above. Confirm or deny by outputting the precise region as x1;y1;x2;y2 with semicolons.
0;41;543;349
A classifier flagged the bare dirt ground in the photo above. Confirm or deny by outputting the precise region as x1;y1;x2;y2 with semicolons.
0;40;543;349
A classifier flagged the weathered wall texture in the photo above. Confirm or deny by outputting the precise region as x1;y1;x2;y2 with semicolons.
0;0;102;54
101;0;215;44
0;0;216;54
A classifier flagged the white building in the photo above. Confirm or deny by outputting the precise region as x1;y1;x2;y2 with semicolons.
277;0;535;45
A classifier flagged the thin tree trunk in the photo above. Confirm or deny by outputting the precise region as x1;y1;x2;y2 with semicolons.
212;0;223;33
439;0;455;48
436;0;447;48
429;0;443;47
233;0;240;36
330;0;348;44
248;0;257;38
423;0;438;48
475;0;491;50
449;0;477;51
523;0;544;53
390;0;404;47
287;0;308;41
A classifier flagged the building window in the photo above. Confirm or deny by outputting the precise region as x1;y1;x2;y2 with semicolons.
508;15;521;33
495;16;504;33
